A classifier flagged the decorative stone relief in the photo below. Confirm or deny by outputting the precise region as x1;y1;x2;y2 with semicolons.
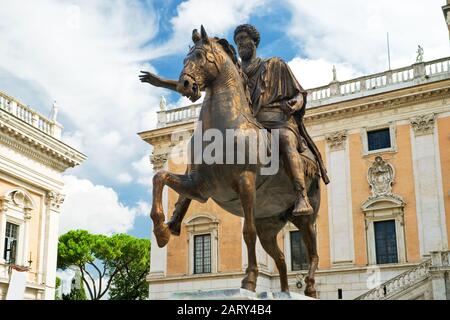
150;153;168;171
410;113;435;136
46;191;65;212
2;190;35;211
325;130;347;151
368;156;394;198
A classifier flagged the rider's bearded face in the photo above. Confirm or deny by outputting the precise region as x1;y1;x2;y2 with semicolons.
235;32;256;62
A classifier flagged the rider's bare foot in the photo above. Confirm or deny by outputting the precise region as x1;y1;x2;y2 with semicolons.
292;196;313;216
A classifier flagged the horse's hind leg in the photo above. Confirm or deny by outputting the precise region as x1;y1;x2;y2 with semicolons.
237;170;258;292
151;170;206;248
288;179;320;298
255;216;289;292
288;215;318;298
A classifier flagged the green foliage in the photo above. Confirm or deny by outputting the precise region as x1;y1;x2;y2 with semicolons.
57;230;150;300
55;277;62;300
109;237;150;300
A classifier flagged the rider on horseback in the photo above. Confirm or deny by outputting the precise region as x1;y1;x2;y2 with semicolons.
233;24;329;215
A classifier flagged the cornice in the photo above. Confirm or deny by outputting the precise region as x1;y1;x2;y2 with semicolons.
138;122;195;146
0;110;86;170
304;82;450;125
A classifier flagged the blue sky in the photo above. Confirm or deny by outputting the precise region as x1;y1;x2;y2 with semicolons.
0;0;449;242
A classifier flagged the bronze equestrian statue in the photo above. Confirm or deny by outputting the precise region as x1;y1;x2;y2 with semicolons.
139;25;329;298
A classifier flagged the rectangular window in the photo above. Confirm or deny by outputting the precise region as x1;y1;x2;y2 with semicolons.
290;231;309;271
374;220;398;264
4;222;19;264
194;234;211;274
367;128;391;151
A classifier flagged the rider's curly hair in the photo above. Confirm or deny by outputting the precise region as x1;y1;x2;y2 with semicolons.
233;24;260;48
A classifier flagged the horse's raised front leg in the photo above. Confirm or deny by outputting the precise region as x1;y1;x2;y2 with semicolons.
237;170;258;292
151;170;206;248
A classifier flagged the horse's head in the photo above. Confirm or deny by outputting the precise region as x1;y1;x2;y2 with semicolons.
178;25;237;102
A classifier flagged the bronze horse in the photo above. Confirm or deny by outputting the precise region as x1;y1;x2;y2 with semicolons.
141;26;321;298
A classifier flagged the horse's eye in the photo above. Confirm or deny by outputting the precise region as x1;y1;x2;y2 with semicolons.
196;52;202;59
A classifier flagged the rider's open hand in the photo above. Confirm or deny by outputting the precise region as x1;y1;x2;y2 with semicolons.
139;71;163;87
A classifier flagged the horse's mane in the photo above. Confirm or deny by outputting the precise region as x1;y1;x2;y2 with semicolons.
213;37;252;109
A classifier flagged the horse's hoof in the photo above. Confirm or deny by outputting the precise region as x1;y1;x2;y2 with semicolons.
305;288;317;299
167;220;181;236
241;279;257;292
154;224;171;248
241;270;258;292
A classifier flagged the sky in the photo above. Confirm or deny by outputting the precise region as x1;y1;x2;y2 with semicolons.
0;1;448;242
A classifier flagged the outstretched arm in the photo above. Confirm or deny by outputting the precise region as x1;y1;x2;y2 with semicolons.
139;71;179;92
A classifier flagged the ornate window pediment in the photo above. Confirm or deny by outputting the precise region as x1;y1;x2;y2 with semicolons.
362;157;406;265
362;195;405;213
1;189;36;219
0;188;36;267
185;214;219;275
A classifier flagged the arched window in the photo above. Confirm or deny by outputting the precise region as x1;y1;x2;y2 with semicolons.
0;189;35;267
185;214;219;275
362;196;406;265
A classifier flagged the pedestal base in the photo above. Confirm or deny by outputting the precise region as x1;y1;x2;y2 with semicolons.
169;288;316;300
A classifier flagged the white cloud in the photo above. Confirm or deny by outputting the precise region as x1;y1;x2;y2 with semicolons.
288;57;362;89
132;155;154;186
0;1;162;184
133;201;151;217
60;175;136;235
116;172;133;184
143;0;268;59
286;0;450;74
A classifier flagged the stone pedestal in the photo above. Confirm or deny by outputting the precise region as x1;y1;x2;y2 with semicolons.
169;288;316;300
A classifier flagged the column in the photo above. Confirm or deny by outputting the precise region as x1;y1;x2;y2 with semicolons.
43;191;65;300
325;130;355;266
410;114;448;256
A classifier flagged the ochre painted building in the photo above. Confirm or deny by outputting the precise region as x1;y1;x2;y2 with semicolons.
141;7;450;300
141;54;450;300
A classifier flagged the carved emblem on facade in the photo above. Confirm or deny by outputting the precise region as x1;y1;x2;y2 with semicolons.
410;114;435;136
325;130;347;151
368;156;394;198
150;153;168;171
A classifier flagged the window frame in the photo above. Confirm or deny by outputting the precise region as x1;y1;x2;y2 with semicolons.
373;219;399;265
361;122;397;156
0;189;35;267
193;233;212;274
185;214;219;275
4;222;19;264
367;128;392;152
362;197;407;266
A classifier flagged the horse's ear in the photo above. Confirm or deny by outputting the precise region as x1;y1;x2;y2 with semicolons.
200;25;209;44
192;29;201;43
